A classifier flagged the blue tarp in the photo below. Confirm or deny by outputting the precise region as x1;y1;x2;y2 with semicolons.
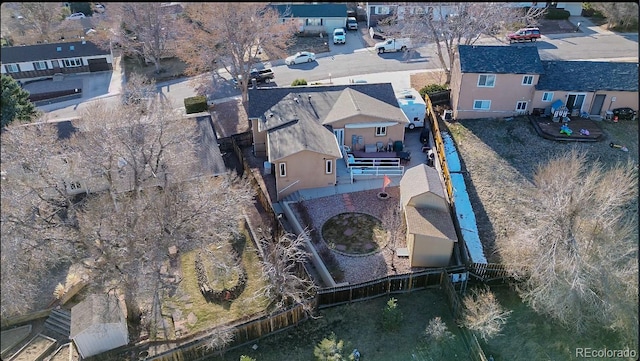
450;173;487;264
441;132;461;173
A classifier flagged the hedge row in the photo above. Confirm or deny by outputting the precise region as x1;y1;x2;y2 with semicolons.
544;8;571;20
184;95;208;114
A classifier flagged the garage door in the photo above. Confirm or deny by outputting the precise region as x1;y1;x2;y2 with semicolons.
87;58;110;72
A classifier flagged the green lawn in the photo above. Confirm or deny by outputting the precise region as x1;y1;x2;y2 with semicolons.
208;289;472;361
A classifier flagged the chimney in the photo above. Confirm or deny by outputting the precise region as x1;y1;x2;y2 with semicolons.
81;36;86;44
251;78;257;89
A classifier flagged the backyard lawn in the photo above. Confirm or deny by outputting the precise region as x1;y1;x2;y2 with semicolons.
208;288;472;361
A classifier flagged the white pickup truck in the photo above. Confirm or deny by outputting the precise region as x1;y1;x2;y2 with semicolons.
374;38;411;54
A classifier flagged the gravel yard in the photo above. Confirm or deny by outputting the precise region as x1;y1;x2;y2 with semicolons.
291;187;420;285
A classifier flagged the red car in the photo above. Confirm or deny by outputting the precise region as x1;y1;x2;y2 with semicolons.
507;27;541;43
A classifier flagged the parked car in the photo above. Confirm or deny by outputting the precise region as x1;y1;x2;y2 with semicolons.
612;107;637;121
347;17;358;30
507;27;541;43
285;51;316;65
374;38;411;53
333;28;346;44
66;12;86;20
232;68;275;87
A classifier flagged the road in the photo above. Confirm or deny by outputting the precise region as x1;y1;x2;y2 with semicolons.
39;30;638;120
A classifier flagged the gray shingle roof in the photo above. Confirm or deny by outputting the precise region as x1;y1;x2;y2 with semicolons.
1;41;110;64
323;88;408;125
537;60;639;92
271;3;347;18
248;83;400;120
262;93;341;161
404;205;458;240
458;45;543;74
70;293;125;338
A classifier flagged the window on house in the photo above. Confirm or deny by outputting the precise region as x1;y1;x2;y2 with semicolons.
5;64;19;73
522;75;534;85
375;126;387;136
69;181;82;190
516;101;527;113
376;6;390;15
33;61;47;70
63;58;83;67
542;92;553;102
473;100;491;110
279;162;286;177
325;159;333;174
306;18;322;26
477;74;495;87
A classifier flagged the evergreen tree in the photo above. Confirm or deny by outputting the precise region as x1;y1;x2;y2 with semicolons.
1;75;38;128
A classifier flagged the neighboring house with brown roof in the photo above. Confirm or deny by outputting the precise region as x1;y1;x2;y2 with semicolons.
70;293;128;359
450;45;639;120
247;83;409;201
400;164;457;267
0;40;113;83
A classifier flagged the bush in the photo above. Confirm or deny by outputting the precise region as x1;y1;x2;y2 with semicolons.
419;84;448;99
544;8;571;20
381;297;403;331
184;95;208;114
291;78;308;86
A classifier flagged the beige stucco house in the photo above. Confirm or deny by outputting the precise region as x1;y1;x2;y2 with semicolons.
400;164;457;267
248;83;409;201
271;3;347;34
450;45;638;120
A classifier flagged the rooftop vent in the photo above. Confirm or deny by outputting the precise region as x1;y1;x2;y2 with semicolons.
294;97;299;104
81;37;86;44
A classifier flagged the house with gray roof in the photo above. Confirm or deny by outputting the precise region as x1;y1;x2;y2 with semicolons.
1;40;113;83
450;45;638;120
248;83;409;200
270;3;347;34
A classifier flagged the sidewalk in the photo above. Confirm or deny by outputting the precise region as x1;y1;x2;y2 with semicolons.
544;15;622;39
314;69;441;93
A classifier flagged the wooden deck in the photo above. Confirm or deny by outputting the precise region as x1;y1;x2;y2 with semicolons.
529;116;604;142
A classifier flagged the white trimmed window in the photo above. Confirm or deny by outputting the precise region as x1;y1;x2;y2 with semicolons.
473;100;491;110
516;101;527;113
522;75;534;85
542;92;553;102
306;18;322;26
278;162;286;177
375;126;387;136
477;74;495;87
325;159;333;174
33;61;47;70
376;6;391;15
5;64;19;73
63;58;83;67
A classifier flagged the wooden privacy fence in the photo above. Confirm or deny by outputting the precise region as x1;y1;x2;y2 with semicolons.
441;270;489;361
425;94;454;205
317;269;453;309
468;263;526;283
147;304;309;361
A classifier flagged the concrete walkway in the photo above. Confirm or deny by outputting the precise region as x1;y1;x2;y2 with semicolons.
545;15;635;39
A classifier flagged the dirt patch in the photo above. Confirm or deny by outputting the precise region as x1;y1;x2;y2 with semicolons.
321;212;388;255
536;19;578;34
286;35;331;55
123;56;188;83
410;71;448;91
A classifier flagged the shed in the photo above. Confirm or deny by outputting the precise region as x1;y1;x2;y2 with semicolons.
70;293;128;359
400;165;457;267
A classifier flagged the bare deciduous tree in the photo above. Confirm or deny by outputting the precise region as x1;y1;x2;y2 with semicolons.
500;149;638;346
258;230;318;314
460;286;512;342
589;2;639;30
15;2;67;43
92;2;178;73
1;96;255;323
380;3;546;84
177;3;298;103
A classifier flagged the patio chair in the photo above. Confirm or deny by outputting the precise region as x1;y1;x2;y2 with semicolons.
376;142;385;152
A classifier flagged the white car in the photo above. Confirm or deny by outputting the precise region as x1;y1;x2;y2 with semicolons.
66;12;86;20
285;51;316;65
